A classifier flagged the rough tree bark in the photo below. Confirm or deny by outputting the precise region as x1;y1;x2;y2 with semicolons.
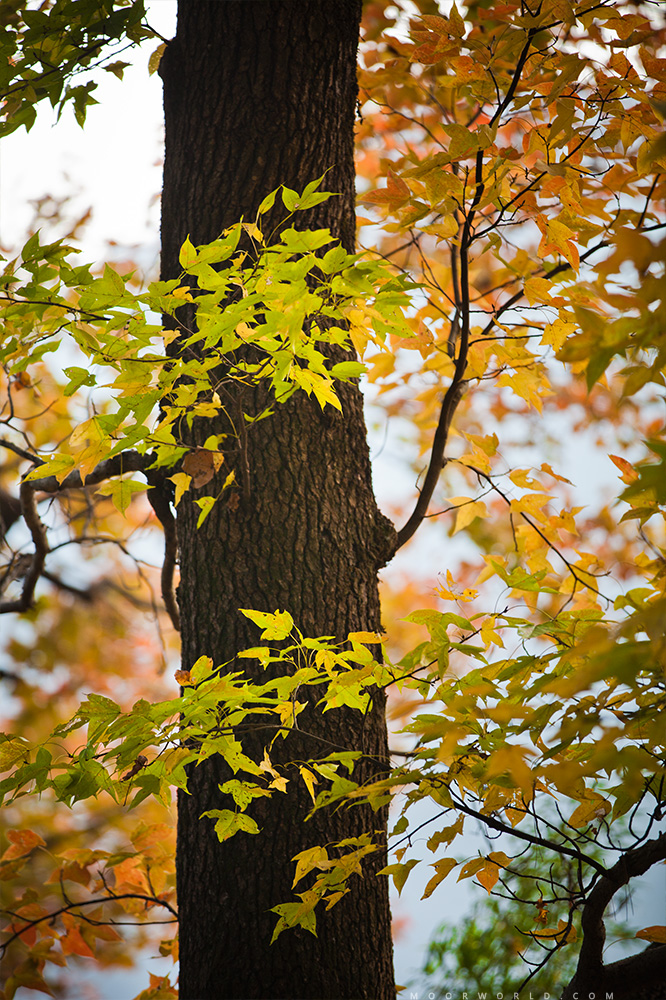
159;3;395;998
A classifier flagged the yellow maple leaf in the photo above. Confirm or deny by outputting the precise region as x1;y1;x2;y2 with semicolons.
545;217;579;270
299;767;318;804
542;318;576;352
68;417;112;482
540;462;573;484
421;857;458;900
446;498;488;533
609;454;638;484
485;745;536;798
510;492;552;520
568;796;611;828
169;472;192;506
420;217;458;241
476;861;500;893
480;616;504;648
523;276;552;305
509;468;539;489
497;367;552;412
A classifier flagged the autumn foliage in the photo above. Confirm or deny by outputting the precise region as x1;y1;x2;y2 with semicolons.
1;1;665;997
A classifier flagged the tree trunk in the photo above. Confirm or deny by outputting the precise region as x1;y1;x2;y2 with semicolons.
159;3;395;997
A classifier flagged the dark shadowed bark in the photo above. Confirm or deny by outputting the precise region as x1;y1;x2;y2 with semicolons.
159;3;395;997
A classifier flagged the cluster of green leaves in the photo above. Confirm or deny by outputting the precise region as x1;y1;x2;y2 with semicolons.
0;612;395;957
0;611;390;820
2;560;663;954
1;179;412;513
170;181;412;415
0;0;153;136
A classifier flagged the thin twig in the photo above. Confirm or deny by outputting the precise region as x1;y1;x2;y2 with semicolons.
449;793;608;876
0;892;178;956
0;438;42;464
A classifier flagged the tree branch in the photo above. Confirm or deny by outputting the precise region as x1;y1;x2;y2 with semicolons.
392;31;538;553
26;450;147;494
0;892;178;957
393;378;465;552
479;238;611;339
0;488;22;542
449;792;608;876
0;438;41;465
394;228;615;554
0;450;181;628
562;832;666;999
0;451;146;613
0;482;49;614
41;569;95;602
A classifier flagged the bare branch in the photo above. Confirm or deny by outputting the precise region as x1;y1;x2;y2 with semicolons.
449;792;608;876
392;29;541;554
41;569;95;602
0;488;22;542
0;450;182;626
393;379;465;552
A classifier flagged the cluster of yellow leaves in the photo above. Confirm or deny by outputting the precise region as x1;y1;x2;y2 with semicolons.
348;5;666;954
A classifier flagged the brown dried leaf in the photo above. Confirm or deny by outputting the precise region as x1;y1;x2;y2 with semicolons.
182;448;224;489
121;755;148;782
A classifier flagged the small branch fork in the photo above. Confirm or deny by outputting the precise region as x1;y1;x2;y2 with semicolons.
0;481;49;615
449;791;609;877
390;22;659;556
0;445;180;629
393;31;537;553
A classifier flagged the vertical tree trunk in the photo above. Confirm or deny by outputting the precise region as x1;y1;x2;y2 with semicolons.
160;3;396;997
